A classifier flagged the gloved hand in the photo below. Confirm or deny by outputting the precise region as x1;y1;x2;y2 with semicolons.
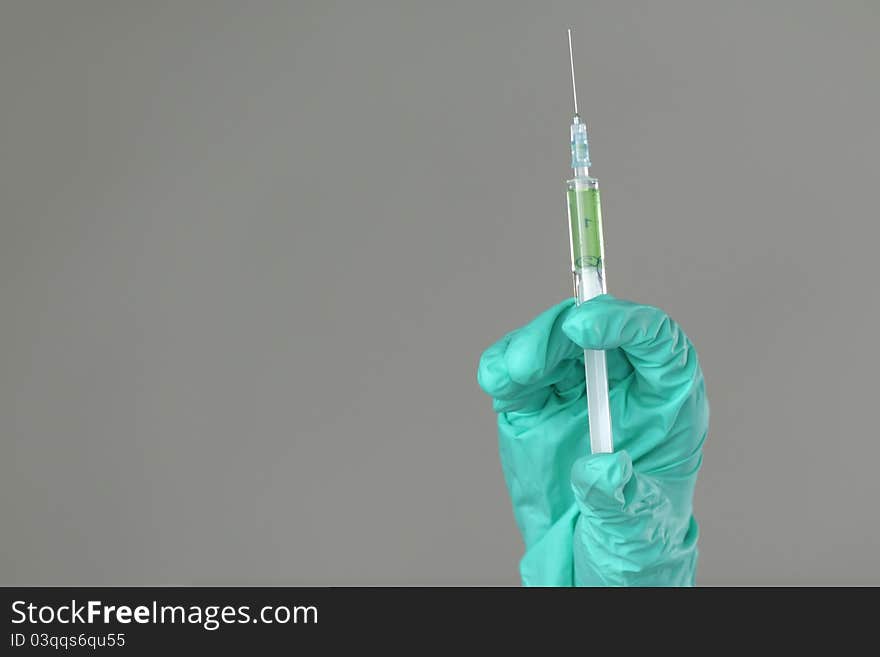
477;295;708;586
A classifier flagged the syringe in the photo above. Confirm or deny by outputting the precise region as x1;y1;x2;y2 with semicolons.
565;28;613;454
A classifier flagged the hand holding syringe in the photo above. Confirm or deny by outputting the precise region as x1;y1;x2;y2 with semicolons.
477;30;708;584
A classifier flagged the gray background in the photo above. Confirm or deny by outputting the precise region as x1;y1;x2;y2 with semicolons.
1;0;877;585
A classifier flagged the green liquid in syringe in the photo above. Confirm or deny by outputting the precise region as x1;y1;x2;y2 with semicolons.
567;186;604;270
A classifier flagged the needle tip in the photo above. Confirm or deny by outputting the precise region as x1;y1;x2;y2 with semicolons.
567;28;578;116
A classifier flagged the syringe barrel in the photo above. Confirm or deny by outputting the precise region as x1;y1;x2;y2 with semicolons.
566;176;613;454
566;177;606;293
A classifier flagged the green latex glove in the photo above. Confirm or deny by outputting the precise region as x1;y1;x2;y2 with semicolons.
477;295;708;586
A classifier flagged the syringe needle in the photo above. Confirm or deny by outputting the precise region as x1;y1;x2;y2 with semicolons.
567;28;578;116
